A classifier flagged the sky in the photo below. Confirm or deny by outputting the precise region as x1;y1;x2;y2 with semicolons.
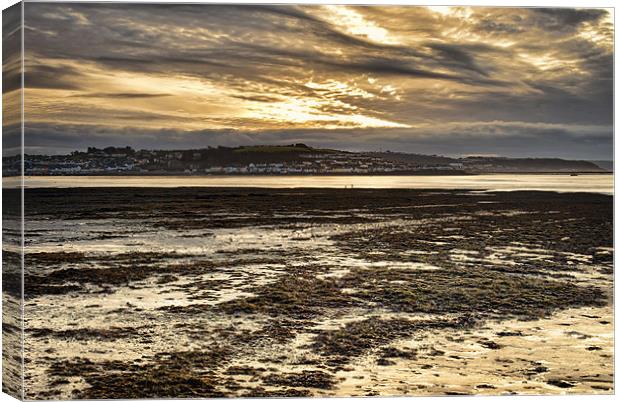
11;3;615;158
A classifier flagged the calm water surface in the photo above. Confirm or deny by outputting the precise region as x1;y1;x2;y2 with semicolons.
20;174;614;194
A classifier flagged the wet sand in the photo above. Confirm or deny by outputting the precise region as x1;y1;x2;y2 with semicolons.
7;187;613;398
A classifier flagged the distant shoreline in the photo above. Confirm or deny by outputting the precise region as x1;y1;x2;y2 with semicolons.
9;171;613;178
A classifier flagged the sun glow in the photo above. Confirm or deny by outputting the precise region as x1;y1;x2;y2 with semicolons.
578;9;613;50
427;6;453;16
244;95;409;129
427;6;473;19
322;5;400;45
305;79;376;99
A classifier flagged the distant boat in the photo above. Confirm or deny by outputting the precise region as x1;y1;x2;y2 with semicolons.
570;173;578;176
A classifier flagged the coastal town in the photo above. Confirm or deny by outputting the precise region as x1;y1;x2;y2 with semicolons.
2;144;608;176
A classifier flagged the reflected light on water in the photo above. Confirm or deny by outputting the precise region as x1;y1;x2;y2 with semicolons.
19;174;614;194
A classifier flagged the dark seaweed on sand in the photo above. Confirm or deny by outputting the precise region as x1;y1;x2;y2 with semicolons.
19;188;612;398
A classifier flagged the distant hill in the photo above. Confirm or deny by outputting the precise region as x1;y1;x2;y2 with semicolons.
366;152;605;172
589;160;613;172
185;143;333;165
462;157;606;173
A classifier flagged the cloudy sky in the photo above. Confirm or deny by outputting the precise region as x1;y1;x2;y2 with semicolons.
16;3;614;158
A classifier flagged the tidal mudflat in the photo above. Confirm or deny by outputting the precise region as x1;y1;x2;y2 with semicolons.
10;187;613;398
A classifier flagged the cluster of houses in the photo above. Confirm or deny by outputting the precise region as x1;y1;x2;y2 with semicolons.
201;154;451;175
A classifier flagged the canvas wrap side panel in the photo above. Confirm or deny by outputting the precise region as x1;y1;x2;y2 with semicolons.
2;1;24;399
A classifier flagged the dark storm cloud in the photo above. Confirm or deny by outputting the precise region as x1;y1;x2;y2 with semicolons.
472;7;608;37
2;123;22;157
236;4;323;23
18;4;614;158
70;92;173;99
531;8;608;28
2;2;21;94
425;43;490;76
24;64;84;90
475;19;525;35
230;95;282;103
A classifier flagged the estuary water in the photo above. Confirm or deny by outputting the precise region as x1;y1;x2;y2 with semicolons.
21;173;614;194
